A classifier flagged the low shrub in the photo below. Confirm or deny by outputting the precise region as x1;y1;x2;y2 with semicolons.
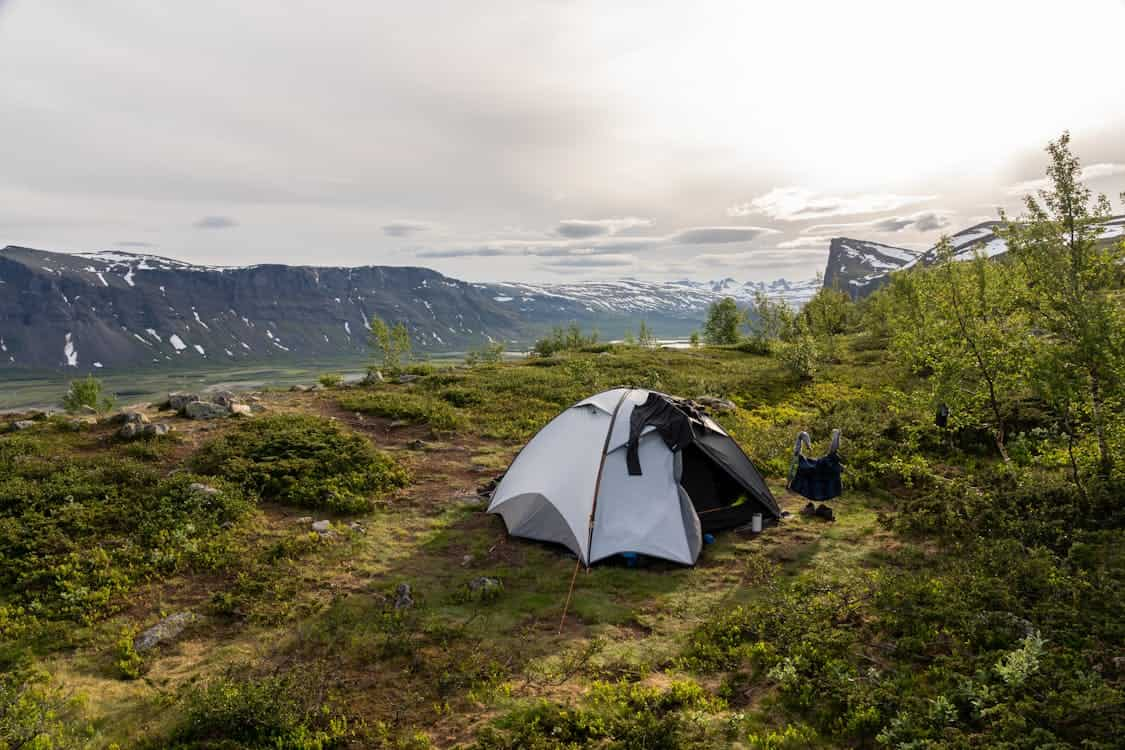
191;414;409;513
61;374;115;414
318;373;343;388
154;671;355;749
469;680;721;749
336;391;464;432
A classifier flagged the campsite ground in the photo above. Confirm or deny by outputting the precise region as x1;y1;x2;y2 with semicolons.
2;341;1122;748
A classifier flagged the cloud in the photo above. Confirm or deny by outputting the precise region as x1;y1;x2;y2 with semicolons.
777;237;831;250
1007;162;1125;196
555;217;651;238
803;210;953;235
416;223;775;259
117;240;155;248
729;187;936;221
671;226;778;244
542;253;637;268
382;220;430;237
193;215;239;229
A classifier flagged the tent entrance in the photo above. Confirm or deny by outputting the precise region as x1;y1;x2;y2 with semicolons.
679;443;762;533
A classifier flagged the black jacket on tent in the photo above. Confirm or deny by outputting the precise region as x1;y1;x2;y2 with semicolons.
626;391;781;532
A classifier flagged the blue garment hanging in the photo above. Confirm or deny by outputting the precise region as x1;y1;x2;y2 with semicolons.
787;429;843;501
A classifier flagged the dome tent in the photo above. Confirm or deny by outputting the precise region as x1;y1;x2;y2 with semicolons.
487;388;780;566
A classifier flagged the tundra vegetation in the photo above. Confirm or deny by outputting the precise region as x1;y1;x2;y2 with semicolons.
2;135;1124;748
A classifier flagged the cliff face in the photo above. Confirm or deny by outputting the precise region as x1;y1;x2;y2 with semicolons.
822;238;921;298
0;246;522;371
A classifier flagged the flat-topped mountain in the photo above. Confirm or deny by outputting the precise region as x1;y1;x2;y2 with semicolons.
825;216;1125;298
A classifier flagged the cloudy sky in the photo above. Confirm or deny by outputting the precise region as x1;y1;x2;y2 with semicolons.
2;1;1124;283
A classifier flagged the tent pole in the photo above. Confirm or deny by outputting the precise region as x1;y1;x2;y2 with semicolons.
585;388;632;570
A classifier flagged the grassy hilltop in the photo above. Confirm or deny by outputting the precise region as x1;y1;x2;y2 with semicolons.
1;337;1122;749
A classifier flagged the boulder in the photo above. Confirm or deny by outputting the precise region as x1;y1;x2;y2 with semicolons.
184;401;229;420
143;423;172;437
110;411;150;426
694;396;737;412
168;392;199;411
229;404;252;417
209;390;238;407
134;611;198;652
289;384;311;393
249;403;268;414
188;482;220;497
363;370;384;384
393;583;414;610
117;423;141;440
8;420;35;432
311;519;332;534
396;374;421;384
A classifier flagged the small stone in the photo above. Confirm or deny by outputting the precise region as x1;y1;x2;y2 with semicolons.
189;482;220;497
184;401;229;420
229;404;252;416
396;374;420;384
814;504;835;522
143;423;172;437
1113;656;1125;672
407;439;431;450
311;519;332;533
209;390;237;407
348;521;365;534
133;611;198;653
117;423;141;440
289;384;311;392
295;516;313;524
168;392;199;411
461;554;473;567
309;383;324;392
9;420;35;432
111;411;150;425
468;577;503;600
393;583;414;610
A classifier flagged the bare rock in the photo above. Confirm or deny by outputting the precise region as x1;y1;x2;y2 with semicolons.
694;396;736;412
117;423;142;440
295;516;313;524
189;482;220;497
311;519;332;534
143;423;172;437
184;401;229;420
9;420;35;432
134;611;198;652
229;404;252;417
289;384;311;393
407;439;432;450
394;583;414;610
168;392;199;412
210;390;238;407
363;370;384;384
396;374;421;384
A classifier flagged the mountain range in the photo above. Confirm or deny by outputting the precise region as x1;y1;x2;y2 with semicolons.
3;215;1122;371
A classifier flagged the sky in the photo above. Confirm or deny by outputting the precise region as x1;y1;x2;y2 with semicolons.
2;1;1124;283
